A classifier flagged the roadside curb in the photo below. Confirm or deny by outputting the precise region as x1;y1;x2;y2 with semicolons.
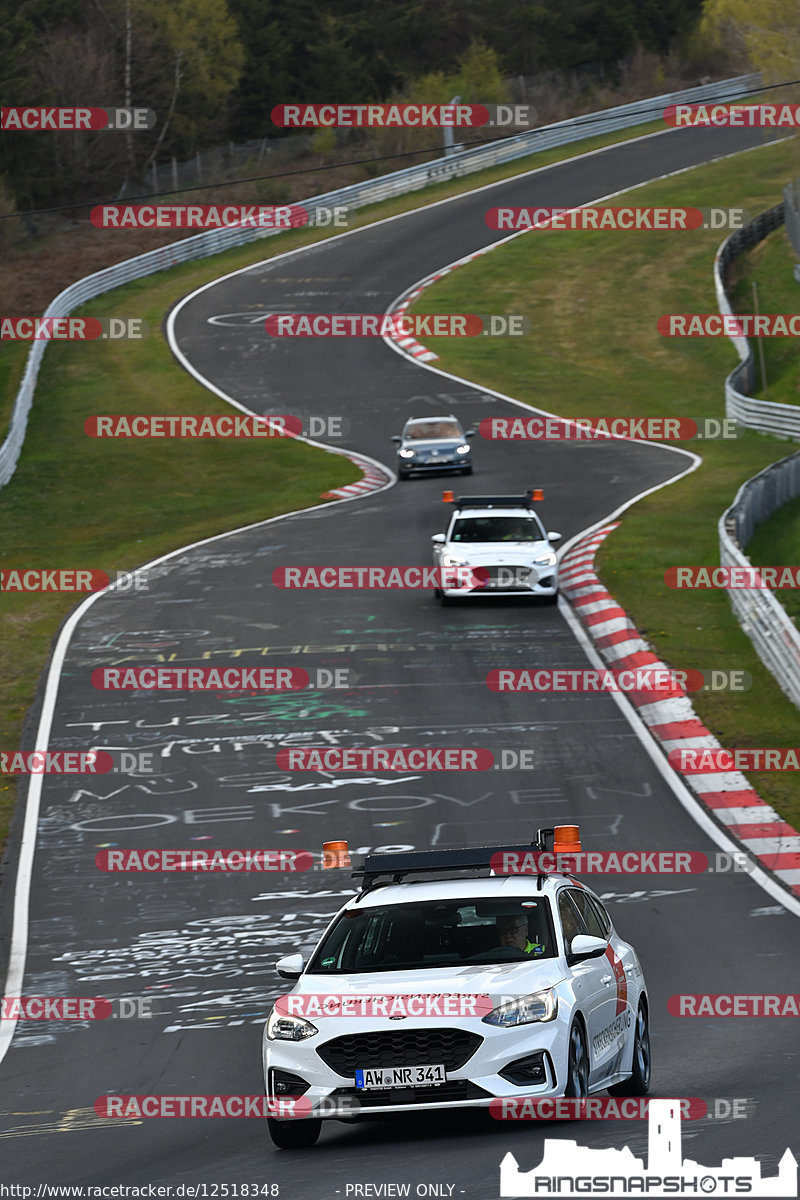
320;450;393;500
560;525;800;899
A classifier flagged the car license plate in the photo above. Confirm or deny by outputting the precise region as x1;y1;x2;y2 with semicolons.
354;1063;446;1090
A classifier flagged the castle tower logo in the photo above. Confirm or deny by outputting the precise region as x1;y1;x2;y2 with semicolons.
500;1099;797;1197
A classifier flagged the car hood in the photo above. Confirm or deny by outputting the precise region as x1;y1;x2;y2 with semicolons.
444;541;551;562
402;438;465;450
291;960;567;1001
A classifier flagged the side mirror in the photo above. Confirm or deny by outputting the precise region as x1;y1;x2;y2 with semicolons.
431;533;446;544
548;531;562;544
391;435;401;443
568;935;606;963
465;430;476;438
276;953;305;980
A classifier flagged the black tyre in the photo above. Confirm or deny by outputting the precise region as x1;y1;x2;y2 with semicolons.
462;465;473;475
267;1116;322;1149
608;999;651;1097
564;1019;589;1098
542;591;559;606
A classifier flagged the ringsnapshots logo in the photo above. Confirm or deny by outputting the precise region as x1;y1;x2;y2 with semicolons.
498;1098;797;1197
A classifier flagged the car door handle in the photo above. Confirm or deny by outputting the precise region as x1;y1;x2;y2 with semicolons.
600;975;613;986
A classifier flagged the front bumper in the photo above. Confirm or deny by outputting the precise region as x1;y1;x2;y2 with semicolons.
263;1018;567;1120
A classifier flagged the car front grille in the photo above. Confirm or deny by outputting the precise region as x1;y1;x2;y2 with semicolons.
331;1081;492;1107
317;1029;483;1077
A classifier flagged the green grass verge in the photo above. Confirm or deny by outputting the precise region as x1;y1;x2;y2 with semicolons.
728;224;800;405
0;114;691;855
407;135;800;831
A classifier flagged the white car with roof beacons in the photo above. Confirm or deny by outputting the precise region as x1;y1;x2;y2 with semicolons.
431;489;561;604
262;826;650;1148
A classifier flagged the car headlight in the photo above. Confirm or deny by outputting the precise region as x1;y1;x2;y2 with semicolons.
398;449;415;459
533;552;557;568
482;988;558;1027
267;1007;319;1041
456;444;471;455
442;553;468;567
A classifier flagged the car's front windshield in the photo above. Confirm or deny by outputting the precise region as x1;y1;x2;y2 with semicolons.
306;897;556;974
405;421;462;440
450;516;545;543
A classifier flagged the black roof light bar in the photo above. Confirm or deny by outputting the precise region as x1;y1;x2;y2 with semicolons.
352;826;575;897
442;489;544;509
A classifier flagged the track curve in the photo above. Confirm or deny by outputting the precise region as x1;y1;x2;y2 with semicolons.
1;123;797;1193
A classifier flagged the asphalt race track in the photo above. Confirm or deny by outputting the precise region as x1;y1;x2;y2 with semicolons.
1;123;797;1193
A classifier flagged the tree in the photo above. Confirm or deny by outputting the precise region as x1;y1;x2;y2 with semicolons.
700;0;800;82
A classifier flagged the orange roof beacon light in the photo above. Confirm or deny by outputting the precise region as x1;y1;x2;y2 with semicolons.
531;488;544;502
442;490;454;503
322;840;351;869
553;824;581;855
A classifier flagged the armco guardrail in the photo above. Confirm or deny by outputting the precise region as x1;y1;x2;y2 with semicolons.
719;452;800;710
0;72;758;491
714;201;800;709
713;201;800;437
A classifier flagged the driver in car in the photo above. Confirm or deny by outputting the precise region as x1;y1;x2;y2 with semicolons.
496;915;545;956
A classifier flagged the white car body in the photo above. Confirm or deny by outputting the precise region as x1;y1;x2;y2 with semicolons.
431;499;560;600
263;872;648;1125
